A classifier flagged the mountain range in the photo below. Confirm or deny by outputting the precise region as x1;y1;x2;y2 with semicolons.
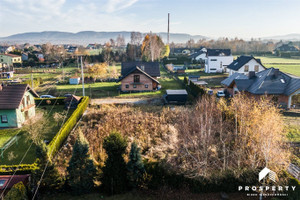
0;31;300;45
0;31;207;45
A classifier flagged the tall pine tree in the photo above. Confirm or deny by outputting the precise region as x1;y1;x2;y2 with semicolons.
127;142;145;189
101;132;128;195
31;143;62;195
67;131;96;195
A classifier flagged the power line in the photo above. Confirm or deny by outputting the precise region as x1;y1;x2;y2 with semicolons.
32;86;79;200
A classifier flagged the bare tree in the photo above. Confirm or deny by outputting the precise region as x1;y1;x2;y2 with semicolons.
116;34;125;47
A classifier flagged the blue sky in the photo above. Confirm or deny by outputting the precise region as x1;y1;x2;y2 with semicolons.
0;0;300;38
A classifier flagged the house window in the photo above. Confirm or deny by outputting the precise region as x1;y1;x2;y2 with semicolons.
134;75;140;83
125;84;129;88
1;115;8;123
210;59;217;61
0;180;6;187
244;65;249;72
133;85;137;88
255;65;259;72
145;84;148;88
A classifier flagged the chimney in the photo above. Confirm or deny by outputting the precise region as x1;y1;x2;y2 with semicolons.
248;71;256;79
274;69;279;78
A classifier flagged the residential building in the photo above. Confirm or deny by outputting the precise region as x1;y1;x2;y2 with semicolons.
205;49;233;73
0;84;39;128
274;44;299;52
227;55;266;75
118;62;160;92
221;68;300;108
0;54;22;67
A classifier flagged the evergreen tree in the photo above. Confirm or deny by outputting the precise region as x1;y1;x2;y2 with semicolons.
127;142;145;189
102;132;128;194
31;144;62;195
67;131;96;195
4;181;28;200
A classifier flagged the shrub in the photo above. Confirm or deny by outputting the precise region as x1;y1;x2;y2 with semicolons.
127;142;145;188
67;131;96;195
101;132;128;194
4;181;27;200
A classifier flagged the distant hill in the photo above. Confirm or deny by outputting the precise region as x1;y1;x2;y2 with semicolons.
262;33;300;41
0;31;208;45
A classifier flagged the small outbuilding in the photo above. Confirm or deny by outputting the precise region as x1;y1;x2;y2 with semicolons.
69;76;80;85
64;95;81;109
0;174;30;196
163;89;188;105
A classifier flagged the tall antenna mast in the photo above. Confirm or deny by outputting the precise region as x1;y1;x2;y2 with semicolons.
167;13;170;45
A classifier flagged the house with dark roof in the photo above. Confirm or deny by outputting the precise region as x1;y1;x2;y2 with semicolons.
221;68;300;108
205;49;233;73
118;62;160;92
0;174;30;196
0;84;39;128
227;55;266;75
274;44;299;52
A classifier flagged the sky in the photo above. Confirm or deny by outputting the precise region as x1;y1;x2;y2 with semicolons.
0;0;300;38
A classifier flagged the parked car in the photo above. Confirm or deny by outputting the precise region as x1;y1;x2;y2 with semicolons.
40;95;56;98
216;91;225;97
207;89;214;95
64;93;73;97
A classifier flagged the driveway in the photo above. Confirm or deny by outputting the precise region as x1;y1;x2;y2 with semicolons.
90;97;162;105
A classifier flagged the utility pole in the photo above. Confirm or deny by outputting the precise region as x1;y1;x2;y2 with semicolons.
80;56;85;96
31;73;34;89
167;13;170;45
77;56;79;69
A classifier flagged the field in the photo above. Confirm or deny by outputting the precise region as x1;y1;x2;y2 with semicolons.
235;56;300;76
0;105;73;165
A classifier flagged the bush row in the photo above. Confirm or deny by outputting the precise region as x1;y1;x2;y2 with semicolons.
22;77;43;88
34;97;66;106
48;96;89;158
145;162;300;194
0;163;38;173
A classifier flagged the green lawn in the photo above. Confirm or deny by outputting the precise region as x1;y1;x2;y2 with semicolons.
0;105;74;165
0;129;20;148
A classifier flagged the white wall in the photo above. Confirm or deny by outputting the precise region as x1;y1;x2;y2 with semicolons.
228;59;265;75
206;56;233;73
195;53;207;61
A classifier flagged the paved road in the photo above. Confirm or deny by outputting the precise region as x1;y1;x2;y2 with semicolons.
90;97;162;105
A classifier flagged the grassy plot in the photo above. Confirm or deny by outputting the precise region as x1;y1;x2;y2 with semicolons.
0;105;74;165
0;129;20;148
264;64;300;77
283;109;300;142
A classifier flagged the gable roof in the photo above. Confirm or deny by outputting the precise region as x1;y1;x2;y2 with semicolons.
118;66;160;84
189;51;206;59
0;84;39;110
207;49;231;57
0;175;30;190
121;62;160;77
275;44;299;52
227;55;265;71
221;68;300;96
0;53;21;58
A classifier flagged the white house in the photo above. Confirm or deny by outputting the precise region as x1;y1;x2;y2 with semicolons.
69;76;80;85
227;55;266;75
205;49;233;73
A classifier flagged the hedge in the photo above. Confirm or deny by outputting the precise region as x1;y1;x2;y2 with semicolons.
0;163;38;173
47;96;89;158
34;97;66;106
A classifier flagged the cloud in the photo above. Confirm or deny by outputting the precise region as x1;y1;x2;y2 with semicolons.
105;0;139;13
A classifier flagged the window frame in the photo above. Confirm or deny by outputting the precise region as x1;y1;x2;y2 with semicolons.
133;75;140;83
145;84;148;88
254;65;259;72
1;115;8;123
244;65;249;72
125;84;129;89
